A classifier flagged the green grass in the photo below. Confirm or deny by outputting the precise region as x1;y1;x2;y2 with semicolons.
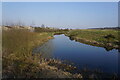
66;29;119;49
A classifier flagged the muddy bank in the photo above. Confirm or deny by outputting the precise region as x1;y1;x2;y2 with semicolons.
67;35;119;51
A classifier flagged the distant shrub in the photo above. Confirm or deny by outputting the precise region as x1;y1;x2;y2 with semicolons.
103;34;115;43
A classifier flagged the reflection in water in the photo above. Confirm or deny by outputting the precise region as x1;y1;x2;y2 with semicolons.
33;34;118;74
103;46;118;52
118;49;120;53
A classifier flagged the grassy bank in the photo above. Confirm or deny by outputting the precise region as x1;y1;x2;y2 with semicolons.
2;27;119;79
2;28;81;78
66;29;119;51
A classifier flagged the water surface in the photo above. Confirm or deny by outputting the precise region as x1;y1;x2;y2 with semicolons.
33;34;119;74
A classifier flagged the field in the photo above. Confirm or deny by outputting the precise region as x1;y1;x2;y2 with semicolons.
2;27;119;79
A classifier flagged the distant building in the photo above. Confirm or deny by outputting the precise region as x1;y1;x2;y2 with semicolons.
41;24;45;28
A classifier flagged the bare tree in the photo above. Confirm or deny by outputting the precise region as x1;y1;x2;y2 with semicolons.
31;21;36;27
17;20;23;26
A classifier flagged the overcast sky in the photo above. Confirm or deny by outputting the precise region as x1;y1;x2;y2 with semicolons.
2;2;118;29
